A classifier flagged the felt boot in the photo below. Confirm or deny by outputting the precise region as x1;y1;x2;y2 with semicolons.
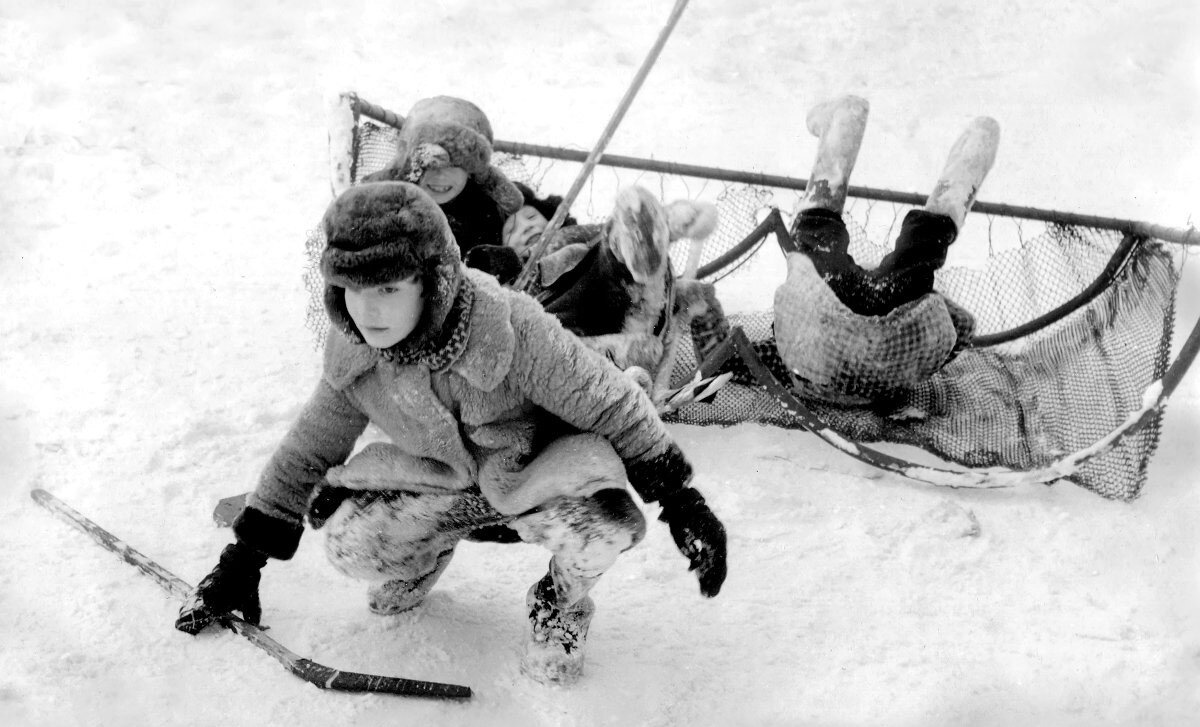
519;573;596;686
797;95;870;214
924;116;1000;230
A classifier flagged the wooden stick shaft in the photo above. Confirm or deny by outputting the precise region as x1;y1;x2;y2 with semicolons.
29;489;472;699
514;0;693;290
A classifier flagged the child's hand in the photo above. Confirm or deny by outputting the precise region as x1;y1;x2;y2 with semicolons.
175;541;268;634
463;244;522;285
656;487;728;597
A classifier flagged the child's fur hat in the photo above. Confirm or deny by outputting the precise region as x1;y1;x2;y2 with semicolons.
514;181;578;227
320;181;465;354
366;96;523;216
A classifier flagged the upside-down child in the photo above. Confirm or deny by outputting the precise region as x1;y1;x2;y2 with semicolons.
712;95;999;407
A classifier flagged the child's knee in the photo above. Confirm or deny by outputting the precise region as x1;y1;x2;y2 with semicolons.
322;492;452;580
888;209;958;270
589;488;648;547
494;433;627;515
790;207;850;255
514;488;647;564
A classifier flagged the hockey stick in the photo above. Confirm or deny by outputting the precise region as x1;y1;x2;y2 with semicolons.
213;492;249;527
29;488;473;700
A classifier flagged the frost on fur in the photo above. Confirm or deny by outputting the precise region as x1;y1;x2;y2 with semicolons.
609;187;671;284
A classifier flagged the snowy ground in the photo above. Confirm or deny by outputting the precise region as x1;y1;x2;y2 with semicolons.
2;1;1198;725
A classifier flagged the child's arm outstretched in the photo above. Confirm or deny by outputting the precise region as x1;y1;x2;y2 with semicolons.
176;379;369;634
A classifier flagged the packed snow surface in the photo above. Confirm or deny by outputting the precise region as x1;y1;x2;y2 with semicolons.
2;1;1197;725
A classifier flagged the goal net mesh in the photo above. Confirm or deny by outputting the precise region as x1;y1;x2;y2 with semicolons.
304;111;1183;501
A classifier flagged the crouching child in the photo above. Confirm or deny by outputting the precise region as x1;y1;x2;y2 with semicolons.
175;181;728;685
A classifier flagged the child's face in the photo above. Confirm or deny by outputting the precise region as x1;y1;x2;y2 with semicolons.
344;276;425;349
503;205;549;253
418;166;468;204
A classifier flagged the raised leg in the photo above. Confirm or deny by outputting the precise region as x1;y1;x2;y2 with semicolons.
858;116;1001;309
796;95;870;214
924;116;1001;230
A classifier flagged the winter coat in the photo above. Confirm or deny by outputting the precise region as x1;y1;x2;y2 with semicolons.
773;252;973;405
244;269;685;549
530;223;675;374
438;180;509;255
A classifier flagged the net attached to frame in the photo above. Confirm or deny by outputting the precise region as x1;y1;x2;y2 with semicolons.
306;94;1191;501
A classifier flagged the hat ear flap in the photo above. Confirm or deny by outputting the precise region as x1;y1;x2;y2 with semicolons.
323;285;363;342
477;166;524;216
405;122;490;177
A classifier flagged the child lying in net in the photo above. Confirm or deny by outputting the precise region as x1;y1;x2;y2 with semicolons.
360;95;720;383
499;181;720;378
361;95;525;255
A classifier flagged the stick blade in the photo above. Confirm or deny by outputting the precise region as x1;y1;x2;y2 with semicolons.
213;493;249;527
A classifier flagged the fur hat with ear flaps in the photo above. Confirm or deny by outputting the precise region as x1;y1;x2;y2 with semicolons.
321;181;474;369
364;96;523;217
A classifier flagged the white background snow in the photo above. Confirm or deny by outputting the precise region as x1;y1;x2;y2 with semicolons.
2;1;1198;725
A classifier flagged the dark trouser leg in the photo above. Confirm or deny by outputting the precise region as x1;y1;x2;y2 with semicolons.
538;242;633;338
868;209;959;305
791;208;957;316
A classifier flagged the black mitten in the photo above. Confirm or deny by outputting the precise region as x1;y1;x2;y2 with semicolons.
657;487;728;598
624;442;694;503
174;541;268;634
463;244;523;285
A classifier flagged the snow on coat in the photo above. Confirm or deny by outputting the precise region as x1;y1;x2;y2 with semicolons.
246;269;682;532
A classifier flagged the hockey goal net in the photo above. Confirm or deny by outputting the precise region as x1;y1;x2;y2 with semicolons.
308;92;1199;502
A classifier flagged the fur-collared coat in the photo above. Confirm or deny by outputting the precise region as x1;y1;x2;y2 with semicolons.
244;269;687;555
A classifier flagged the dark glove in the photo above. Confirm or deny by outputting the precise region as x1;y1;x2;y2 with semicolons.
463;244;523;285
657;487;728;598
306;484;354;530
174;541;269;635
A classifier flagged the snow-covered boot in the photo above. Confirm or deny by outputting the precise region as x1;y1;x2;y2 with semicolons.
924;116;1000;230
519;573;596;685
607;186;671;285
366;546;454;615
797;95;870;214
